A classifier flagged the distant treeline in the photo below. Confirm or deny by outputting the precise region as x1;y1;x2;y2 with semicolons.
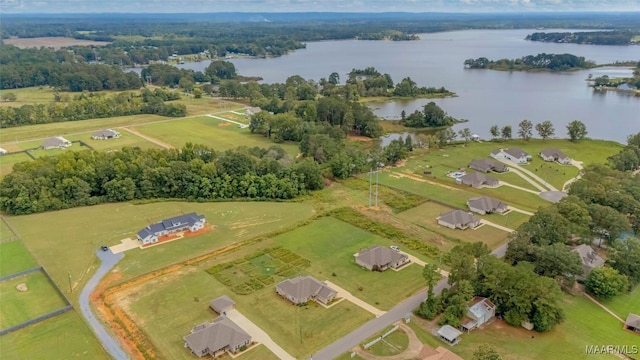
0;88;185;128
464;53;595;71
526;30;639;46
0;144;324;215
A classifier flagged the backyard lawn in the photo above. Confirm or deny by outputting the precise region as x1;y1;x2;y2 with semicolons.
0;217;19;243
236;345;279;360
0;152;34;178
0;241;38;277
602;285;640;320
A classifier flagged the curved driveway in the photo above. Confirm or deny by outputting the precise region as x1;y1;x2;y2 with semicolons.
79;249;129;360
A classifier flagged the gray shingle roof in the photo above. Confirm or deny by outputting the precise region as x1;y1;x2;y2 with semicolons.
572;244;605;272
42;136;70;148
276;276;336;302
437;325;462;342
504;147;530;159
458;172;498;187
210;295;235;314
467;196;507;213
469;159;508;172
137;212;205;239
92;129;119;138
355;246;408;269
438;210;480;227
540;148;569;161
184;316;251;355
625;313;640;328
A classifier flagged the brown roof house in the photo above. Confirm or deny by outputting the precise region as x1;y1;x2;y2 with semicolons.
210;295;235;315
456;172;499;189
624;313;640;334
183;316;251;358
491;148;531;164
467;196;508;215
437;210;481;230
418;346;464;360
468;159;509;173
572;244;605;277
42;136;72;150
276;276;337;305
461;297;496;332
355;245;409;272
539;148;572;165
91;129;121;140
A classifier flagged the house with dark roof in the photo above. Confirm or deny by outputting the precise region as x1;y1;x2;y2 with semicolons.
91;129;121;140
137;212;206;245
355;245;409;271
183;316;251;358
210;295;235;315
467;196;508;215
461;297;496;332
490;148;531;164
418;345;464;360
436;325;462;345
42;136;72;150
539;148;572;165
276;276;337;305
468;159;508;173
456;172;499;189
437;210;481;230
572;244;605;277
624;313;640;333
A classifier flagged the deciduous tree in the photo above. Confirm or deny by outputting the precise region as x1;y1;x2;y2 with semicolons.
585;267;629;300
535;120;555;140
517;120;533;141
566;120;588;142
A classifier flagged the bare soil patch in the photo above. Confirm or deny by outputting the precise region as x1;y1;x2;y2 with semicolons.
4;37;111;49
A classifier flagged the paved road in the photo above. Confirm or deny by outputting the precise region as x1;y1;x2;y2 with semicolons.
226;309;295;360
79;249;129;360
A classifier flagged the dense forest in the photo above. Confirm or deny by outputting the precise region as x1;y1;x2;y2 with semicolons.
464;53;595;72
526;30;639;46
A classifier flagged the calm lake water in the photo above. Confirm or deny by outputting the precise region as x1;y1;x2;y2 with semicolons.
179;29;640;143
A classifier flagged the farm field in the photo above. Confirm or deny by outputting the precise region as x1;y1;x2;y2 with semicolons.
0;271;68;329
0;241;38;277
398;202;511;249
134;116;300;155
602;285;640;320
0;311;110;360
274;217;429;310
2;36;111;49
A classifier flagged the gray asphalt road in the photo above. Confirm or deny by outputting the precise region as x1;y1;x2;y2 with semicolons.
79;249;129;360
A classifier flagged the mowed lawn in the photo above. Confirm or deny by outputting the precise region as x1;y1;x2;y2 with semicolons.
125;268;373;359
6;201;314;300
274;217;429;310
0;217;19;242
0;311;109;360
134;116;300;156
65;131;160;151
448;294;640;360
0;241;38;277
602;285;640;320
237;345;279;360
398;202;511;249
483;210;531;229
0;152;33;178
0;271;68;329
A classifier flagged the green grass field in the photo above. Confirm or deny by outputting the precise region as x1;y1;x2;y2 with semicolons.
0;217;19;242
0;311;110;360
237;345;280;360
66;132;159;151
0;241;38;277
218;111;251;123
483;210;531;229
602;285;640;320
0;152;34;178
365;327;410;356
398;202;511;249
0;87;61;107
134;116;300;156
274;217;429;310
0;271;68;329
6;201;314;299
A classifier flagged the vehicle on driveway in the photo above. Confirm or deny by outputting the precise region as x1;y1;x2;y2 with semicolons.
390;245;400;252
101;245;109;252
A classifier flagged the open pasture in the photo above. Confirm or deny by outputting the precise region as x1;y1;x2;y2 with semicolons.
0;241;38;277
2;37;111;49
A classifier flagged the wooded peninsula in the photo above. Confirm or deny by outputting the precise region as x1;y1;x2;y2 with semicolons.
464;53;595;72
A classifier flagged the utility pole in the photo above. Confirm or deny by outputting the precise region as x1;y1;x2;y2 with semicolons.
375;168;379;207
68;272;72;293
368;168;373;207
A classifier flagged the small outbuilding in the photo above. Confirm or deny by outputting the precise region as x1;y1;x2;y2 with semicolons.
624;313;640;333
209;295;235;315
436;325;462;345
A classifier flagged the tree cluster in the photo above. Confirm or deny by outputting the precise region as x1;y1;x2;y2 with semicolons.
400;101;457;128
608;133;640;171
526;30;638;46
0;144;323;215
464;53;595;71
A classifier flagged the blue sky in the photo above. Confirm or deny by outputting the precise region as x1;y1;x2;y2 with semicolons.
1;0;639;13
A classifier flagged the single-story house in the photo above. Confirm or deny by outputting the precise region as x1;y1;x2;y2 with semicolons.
436;325;462;345
471;134;481;142
572;244;605;276
183;316;251;358
0;147;7;155
617;83;637;92
210;295;235;315
468;159;509;173
245;106;262;115
137;212;206;245
467;196;508;215
456;172;499;189
461;297;496;332
418;345;464;360
42;136;72;150
624;313;640;333
276;276;337;305
490;148;531;164
437;210;481;230
91;129;121;140
539;148;572;165
355;245;409;272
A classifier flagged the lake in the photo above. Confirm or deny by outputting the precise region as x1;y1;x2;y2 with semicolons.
179;29;640;143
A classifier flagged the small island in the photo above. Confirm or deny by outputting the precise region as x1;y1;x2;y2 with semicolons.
464;53;596;72
344;66;455;100
526;30;640;46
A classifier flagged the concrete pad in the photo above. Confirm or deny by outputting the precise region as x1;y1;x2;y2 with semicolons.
109;238;140;254
226;309;295;360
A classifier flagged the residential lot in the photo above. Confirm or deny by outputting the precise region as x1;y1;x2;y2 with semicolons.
0;241;38;277
603;285;640;320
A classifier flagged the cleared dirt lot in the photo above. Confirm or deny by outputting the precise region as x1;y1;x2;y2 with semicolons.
3;37;111;49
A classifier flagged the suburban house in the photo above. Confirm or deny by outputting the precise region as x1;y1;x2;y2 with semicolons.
245;106;262;115
617;83;637;92
355;245;410;271
183;316;251;358
572;244;605;276
467;196;508;215
136;212;206;245
42;136;72;150
468;159;509;173
624;313;640;333
418;346;464;360
490;148;532;164
436;325;462;345
91;129;121;140
276;276;337;305
437;210;481;230
456;172;499;188
539;148;572;165
210;295;235;315
461;297;496;332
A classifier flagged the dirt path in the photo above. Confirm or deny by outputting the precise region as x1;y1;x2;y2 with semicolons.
355;322;424;360
390;171;457;190
583;293;625;323
323;280;386;317
121;127;174;149
562;160;584;191
205;114;249;128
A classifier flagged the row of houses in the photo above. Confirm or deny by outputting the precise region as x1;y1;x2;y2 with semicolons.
489;147;571;165
38;129;121;150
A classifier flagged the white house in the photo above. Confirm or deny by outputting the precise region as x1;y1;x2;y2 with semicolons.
539;148;572;165
490;148;532;164
137;212;206;245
